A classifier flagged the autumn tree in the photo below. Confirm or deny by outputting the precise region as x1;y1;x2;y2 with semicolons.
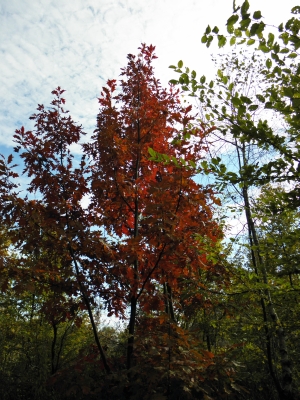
2;86;112;374
84;44;223;371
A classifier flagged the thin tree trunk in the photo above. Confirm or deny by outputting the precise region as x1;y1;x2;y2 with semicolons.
127;101;141;370
58;129;111;375
51;322;58;374
127;294;137;370
163;282;176;322
241;168;294;399
68;243;111;374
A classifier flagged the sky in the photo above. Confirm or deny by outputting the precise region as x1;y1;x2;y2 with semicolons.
0;0;297;155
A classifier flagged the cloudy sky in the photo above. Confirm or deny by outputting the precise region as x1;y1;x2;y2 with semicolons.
0;0;296;155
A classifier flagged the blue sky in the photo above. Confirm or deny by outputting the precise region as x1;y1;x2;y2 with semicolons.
0;0;296;153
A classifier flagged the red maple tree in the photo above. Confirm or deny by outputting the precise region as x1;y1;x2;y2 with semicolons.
84;44;223;369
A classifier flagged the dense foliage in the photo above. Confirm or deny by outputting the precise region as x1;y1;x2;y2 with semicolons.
1;3;300;399
161;2;300;399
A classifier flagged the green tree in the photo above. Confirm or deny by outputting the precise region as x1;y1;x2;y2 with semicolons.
160;2;300;398
200;0;300;207
0;283;93;400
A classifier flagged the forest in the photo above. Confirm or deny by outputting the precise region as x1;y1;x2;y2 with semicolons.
0;1;300;399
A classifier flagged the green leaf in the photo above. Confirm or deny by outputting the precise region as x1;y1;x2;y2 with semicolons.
292;6;300;14
240;18;251;30
212;26;219;34
169;79;178;85
218;35;227;48
250;22;265;36
205;25;211;34
171;156;179;166
181;73;189;85
258;43;270;53
266;58;272;68
241;0;250;17
271;52;280;62
169;65;176;69
285;17;295;30
201;35;207;43
217;69;223;78
294;38;300;51
235;28;242;37
265;101;273;109
191;70;197;79
237;104;247;115
148;147;156;157
273;66;282;75
227;14;239;32
249;104;259;111
230;36;236;46
201;160;208;170
178;60;183;68
288;53;298;58
232;97;241;107
283;87;294;98
267;32;275;47
200;75;206;84
209;80;214;88
273;43;280;53
247;39;255;45
206;35;214;47
253;10;262;20
211;157;221;165
222;76;228;84
280;32;289;45
280;47;289;53
240;95;252;104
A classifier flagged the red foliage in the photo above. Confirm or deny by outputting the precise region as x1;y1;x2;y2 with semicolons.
0;44;224;375
84;44;222;317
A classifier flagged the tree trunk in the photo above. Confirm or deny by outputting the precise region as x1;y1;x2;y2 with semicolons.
241;167;294;399
68;243;111;374
163;282;176;322
127;295;137;369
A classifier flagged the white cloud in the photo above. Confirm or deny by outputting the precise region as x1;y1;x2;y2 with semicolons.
0;0;297;151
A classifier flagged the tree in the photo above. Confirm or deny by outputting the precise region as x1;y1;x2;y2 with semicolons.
0;44;224;396
200;0;300;207
0;260;93;400
83;43;224;371
254;185;300;277
160;2;300;398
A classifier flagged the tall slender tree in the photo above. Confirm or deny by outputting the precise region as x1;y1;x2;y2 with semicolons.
84;44;223;369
